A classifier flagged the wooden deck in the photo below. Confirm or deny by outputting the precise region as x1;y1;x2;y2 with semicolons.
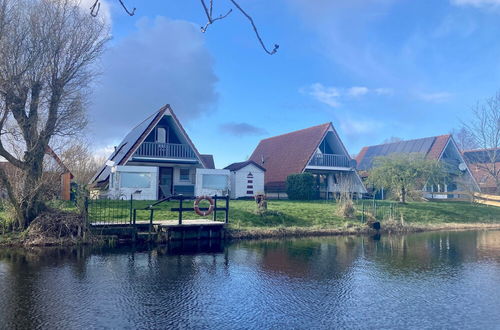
135;219;226;227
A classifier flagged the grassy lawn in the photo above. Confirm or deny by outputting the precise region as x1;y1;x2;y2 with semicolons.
85;198;500;229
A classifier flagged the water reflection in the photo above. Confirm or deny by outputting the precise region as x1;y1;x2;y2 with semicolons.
0;230;499;329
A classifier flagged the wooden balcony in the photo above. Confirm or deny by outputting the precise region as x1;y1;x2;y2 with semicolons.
134;142;197;160
308;153;352;168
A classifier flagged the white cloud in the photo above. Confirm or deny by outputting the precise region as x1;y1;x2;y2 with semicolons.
374;87;394;95
302;83;393;107
416;91;453;103
94;144;116;158
304;83;341;107
451;0;500;7
347;86;369;97
339;118;385;135
89;17;218;143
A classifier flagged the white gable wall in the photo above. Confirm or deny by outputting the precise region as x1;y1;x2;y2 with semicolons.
230;164;265;199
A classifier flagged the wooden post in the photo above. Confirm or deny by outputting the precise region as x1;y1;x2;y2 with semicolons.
213;194;218;221
361;202;365;223
129;194;133;224
225;195;229;224
179;195;183;225
149;209;154;242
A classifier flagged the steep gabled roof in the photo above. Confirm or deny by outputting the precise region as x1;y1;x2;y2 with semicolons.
356;135;452;171
224;160;266;172
463;148;500;191
200;154;215;169
90;105;207;184
463;148;500;164
249;123;332;188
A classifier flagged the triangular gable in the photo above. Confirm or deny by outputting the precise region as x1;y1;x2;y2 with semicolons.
91;105;207;185
304;123;353;170
166;106;209;168
437;136;480;191
249;123;330;187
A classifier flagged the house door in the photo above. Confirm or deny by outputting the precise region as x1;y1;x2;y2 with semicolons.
159;167;173;199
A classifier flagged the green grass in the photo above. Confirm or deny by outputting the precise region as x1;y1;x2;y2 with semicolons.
86;199;500;229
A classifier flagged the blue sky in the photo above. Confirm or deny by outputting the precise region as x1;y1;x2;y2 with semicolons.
87;0;500;167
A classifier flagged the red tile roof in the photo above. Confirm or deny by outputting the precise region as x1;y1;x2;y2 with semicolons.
426;134;451;160
249;123;331;190
200;154;215;169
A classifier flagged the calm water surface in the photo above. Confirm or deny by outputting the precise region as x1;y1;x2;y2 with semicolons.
1;230;500;329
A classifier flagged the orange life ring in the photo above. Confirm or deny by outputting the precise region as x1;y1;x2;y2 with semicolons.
194;195;215;216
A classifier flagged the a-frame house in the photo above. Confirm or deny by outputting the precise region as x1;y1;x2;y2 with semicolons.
356;134;480;198
91;105;214;200
249;123;367;198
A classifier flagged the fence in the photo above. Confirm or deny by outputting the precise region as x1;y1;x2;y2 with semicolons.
355;200;400;223
86;196;133;225
86;194;230;225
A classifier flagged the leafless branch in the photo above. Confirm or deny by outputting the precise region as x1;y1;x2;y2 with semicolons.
228;0;279;55
99;0;279;55
200;0;232;33
91;0;135;17
118;0;135;16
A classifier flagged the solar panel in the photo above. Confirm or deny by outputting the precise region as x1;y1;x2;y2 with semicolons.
358;136;441;170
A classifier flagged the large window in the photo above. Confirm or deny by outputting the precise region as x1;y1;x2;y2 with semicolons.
180;168;190;181
202;174;229;190
120;172;151;188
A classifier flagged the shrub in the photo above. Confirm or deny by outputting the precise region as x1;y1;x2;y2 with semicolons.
286;173;318;200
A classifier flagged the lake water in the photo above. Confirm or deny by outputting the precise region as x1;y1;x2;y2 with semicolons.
1;230;500;329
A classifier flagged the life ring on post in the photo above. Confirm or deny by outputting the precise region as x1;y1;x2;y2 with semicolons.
194;195;215;216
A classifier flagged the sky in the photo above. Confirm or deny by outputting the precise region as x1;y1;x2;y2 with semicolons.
86;0;500;167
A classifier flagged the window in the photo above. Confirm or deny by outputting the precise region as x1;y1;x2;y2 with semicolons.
247;190;254;195
157;127;167;143
202;174;229;190
120;172;151;188
180;168;190;181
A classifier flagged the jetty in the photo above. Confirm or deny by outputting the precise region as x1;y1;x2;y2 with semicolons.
88;195;230;243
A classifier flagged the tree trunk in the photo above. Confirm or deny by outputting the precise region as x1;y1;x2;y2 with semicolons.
400;186;406;204
18;146;47;228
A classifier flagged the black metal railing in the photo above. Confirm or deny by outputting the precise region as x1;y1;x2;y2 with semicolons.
134;142;197;159
309;153;351;167
133;195;230;226
86;196;133;225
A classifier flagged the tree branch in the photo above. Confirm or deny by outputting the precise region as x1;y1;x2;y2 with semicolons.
200;0;233;33
228;0;279;55
101;0;278;55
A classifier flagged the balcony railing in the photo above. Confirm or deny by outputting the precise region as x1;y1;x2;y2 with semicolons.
309;153;352;168
134;142;197;159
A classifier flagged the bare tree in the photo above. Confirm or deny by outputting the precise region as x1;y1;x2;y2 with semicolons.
462;93;500;194
0;0;109;228
89;0;279;55
451;127;478;151
382;136;403;144
59;140;105;185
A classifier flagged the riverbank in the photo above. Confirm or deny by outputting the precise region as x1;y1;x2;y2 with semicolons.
226;222;500;240
1;199;499;246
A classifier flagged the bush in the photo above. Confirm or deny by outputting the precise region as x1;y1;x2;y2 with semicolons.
286;173;319;200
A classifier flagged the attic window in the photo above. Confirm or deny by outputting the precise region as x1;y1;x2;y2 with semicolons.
157;127;167;143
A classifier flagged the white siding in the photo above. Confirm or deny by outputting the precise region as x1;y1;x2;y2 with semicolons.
195;169;231;196
230;164;265;199
109;165;158;200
